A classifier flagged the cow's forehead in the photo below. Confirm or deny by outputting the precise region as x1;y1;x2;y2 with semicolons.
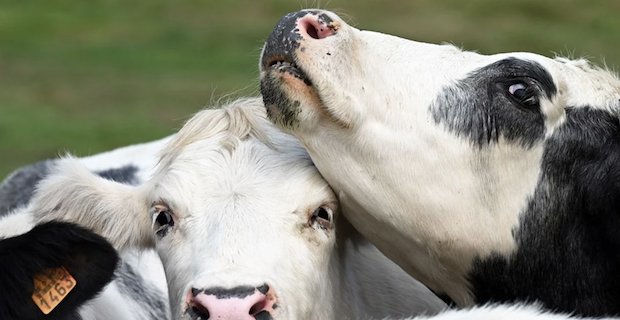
149;140;336;221
357;28;620;111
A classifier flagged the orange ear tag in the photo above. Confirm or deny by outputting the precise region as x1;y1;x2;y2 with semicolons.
31;266;77;314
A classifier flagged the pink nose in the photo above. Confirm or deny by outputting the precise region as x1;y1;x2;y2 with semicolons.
297;12;337;40
187;285;276;320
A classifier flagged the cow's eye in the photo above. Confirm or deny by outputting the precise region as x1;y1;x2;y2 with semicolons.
310;207;333;230
506;82;539;110
156;211;174;227
508;83;527;100
153;205;175;237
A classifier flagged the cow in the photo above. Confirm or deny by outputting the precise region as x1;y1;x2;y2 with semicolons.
0;218;118;320
0;139;171;320
19;98;447;320
259;9;620;317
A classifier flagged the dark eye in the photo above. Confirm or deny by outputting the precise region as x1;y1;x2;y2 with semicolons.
506;82;539;110
156;211;174;227
153;205;175;237
509;83;527;100
310;207;332;230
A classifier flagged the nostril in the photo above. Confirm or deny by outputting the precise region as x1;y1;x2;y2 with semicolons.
299;16;335;40
191;304;210;319
249;296;268;315
304;21;320;39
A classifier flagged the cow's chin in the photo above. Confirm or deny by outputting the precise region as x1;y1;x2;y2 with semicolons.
260;67;326;134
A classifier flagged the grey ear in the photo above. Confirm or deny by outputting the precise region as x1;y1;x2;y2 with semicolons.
0;221;119;320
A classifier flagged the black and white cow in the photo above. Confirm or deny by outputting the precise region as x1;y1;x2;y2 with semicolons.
259;9;620;317
0;139;171;320
0;220;117;320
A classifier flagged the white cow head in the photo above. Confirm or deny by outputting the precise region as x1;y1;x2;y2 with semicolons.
146;99;338;319
28;98;445;319
259;10;620;316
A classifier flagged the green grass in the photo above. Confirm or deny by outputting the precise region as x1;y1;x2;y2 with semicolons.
1;0;619;178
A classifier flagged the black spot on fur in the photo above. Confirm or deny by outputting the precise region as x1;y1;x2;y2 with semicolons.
0;160;53;217
316;12;335;27
95;165;139;185
469;107;620;317
431;58;556;147
261;10;319;68
201;286;259;299
0;221;118;320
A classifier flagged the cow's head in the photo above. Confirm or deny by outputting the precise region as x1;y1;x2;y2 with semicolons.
30;98;345;320
259;9;620;313
147;99;341;320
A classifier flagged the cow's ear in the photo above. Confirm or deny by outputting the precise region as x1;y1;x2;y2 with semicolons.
0;221;119;320
30;157;153;251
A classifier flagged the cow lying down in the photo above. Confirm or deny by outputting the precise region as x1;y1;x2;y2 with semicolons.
259;9;620;317
13;98;447;320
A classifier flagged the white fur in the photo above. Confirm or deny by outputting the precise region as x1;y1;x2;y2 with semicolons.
26;98;446;319
259;9;620;307
408;304;614;320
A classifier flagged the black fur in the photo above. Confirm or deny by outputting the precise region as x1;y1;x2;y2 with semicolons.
96;165;139;185
196;286;261;299
0;221;119;320
469;107;620;316
431;58;556;148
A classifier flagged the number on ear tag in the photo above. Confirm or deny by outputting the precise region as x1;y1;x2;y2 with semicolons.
31;266;77;314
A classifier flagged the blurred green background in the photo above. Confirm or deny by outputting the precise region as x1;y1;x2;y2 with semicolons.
1;0;619;178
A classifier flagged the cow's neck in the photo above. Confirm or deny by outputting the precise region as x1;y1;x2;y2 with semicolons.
311;126;544;306
332;234;444;319
468;116;620;316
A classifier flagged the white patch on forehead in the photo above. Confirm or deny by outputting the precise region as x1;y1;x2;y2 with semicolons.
541;93;567;138
543;57;620;112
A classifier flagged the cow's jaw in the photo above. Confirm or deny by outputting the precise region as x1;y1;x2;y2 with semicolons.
259;10;556;305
